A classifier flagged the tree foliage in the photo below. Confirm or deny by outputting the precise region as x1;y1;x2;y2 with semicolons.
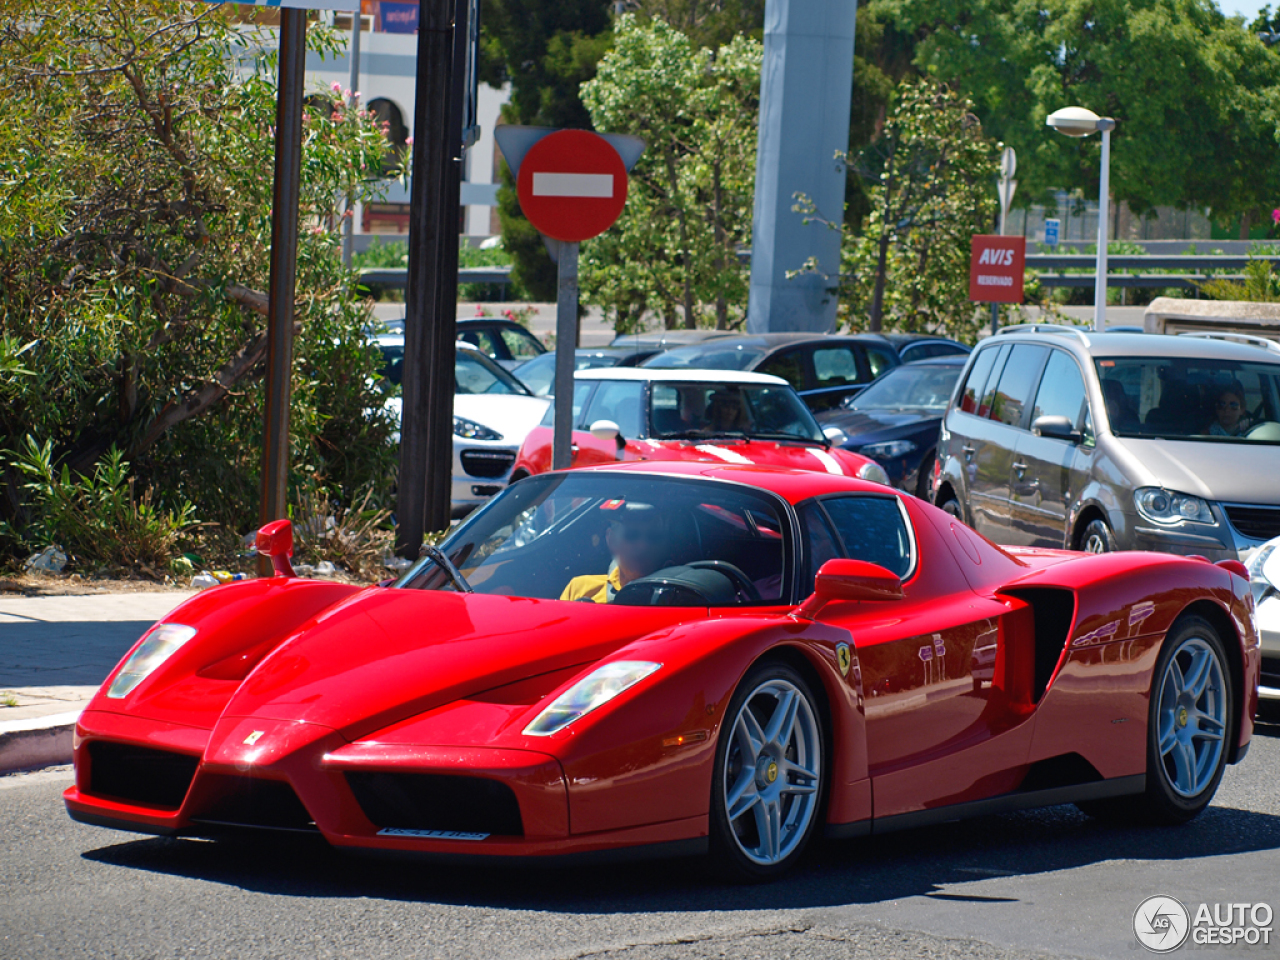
0;1;397;563
801;80;996;341
884;0;1280;231
580;15;761;331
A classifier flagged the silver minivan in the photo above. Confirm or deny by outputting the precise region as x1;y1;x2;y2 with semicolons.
932;326;1280;562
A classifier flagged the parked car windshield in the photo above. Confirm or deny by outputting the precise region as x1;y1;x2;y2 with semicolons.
649;382;826;443
455;350;532;396
643;343;766;371
1096;356;1280;442
514;352;627;397
848;364;963;412
396;473;791;605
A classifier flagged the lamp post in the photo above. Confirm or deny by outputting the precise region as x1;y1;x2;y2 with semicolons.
1046;107;1116;331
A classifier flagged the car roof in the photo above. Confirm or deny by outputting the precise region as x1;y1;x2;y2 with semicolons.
657;333;887;351
572;367;790;385
574;459;894;504
991;328;1280;363
900;355;969;366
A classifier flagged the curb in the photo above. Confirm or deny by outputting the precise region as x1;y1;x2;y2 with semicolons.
0;711;79;775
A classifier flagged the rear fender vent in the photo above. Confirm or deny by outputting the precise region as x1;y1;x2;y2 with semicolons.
346;772;523;836
1000;587;1076;702
87;741;200;809
1018;753;1103;792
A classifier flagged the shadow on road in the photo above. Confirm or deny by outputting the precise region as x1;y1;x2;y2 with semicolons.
81;796;1280;913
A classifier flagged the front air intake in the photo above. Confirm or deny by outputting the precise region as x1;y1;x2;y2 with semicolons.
87;741;199;809
346;772;523;836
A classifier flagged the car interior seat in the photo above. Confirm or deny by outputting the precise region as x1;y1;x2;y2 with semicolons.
1144;380;1200;434
1101;379;1138;431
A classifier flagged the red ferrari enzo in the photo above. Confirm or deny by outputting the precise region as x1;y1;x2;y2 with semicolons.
508;369;892;486
65;463;1260;881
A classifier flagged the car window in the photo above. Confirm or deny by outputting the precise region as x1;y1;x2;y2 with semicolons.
959;346;999;416
649;382;825;442
644;344;765;371
850;364;963;411
1032;350;1088;428
866;346;897;378
819;495;914;580
798;502;841;587
581;381;644;438
501;327;543;361
811;346;861;388
455;351;529;395
539;381;594;427
989;344;1048;427
459;328;503;360
757;350;805;389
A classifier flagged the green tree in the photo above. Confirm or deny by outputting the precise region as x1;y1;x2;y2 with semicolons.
629;0;766;48
580;15;761;331
480;0;614;300
884;0;1280;233
802;80;997;340
0;1;396;559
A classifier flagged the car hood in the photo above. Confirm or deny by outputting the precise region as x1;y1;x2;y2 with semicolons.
634;439;871;476
384;394;549;443
218;590;691;740
819;408;941;444
1109;437;1280;505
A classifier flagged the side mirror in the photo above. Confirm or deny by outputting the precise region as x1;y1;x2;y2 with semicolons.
822;425;849;446
797;558;903;618
255;519;297;578
589;419;620;441
1032;414;1081;443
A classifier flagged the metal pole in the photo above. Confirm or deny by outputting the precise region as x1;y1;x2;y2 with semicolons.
258;7;307;575
341;7;362;268
1093;123;1113;332
396;0;468;557
551;242;579;470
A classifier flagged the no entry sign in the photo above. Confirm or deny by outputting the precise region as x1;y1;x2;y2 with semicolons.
516;130;628;243
969;235;1026;303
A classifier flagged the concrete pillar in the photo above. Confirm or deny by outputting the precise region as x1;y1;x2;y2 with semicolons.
747;0;857;333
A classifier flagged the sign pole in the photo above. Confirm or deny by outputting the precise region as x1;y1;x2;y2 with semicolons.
341;6;361;268
552;242;579;470
993;147;1017;337
258;7;307;574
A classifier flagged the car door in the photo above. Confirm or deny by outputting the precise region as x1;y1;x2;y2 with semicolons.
975;344;1050;546
570;379;646;467
1008;349;1092;547
809;494;1030;816
957;344;1013;541
805;344;867;411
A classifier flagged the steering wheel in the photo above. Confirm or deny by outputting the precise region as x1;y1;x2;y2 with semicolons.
684;561;761;602
1245;420;1280;441
611;577;713;606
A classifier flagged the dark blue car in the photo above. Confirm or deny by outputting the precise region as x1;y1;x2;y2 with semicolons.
816;356;966;498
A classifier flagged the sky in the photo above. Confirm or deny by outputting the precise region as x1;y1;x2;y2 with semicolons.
1218;0;1271;21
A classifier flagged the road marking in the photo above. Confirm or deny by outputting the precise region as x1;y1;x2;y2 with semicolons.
532;173;614;198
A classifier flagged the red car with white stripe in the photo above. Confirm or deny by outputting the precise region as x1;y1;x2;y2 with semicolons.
509;369;891;485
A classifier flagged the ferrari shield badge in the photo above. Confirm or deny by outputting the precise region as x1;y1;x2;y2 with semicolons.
836;643;851;677
243;730;265;746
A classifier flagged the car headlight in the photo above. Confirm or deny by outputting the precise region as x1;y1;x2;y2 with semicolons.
1133;487;1216;526
105;623;197;699
523;661;661;736
453;416;503;441
855;460;892;485
1248;542;1279;584
860;439;917;459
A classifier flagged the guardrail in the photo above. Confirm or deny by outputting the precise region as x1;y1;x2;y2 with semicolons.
1025;255;1280;290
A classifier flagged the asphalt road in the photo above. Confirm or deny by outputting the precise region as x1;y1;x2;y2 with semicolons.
2;708;1277;960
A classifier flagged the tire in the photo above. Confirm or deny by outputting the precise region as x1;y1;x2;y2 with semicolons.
914;453;935;500
708;661;826;882
1077;615;1232;824
1079;518;1117;554
938;494;962;520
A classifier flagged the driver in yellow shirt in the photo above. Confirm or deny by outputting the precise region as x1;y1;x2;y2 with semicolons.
561;502;671;603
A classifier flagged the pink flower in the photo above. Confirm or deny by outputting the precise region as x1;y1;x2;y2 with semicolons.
474;305;485;317
1273;208;1280;225
333;113;344;123
352;91;361;100
330;81;342;95
343;88;352;101
405;136;414;146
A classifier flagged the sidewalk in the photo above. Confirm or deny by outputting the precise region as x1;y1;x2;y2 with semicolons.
0;591;194;773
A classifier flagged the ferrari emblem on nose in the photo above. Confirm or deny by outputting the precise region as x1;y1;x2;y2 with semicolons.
836;643;851;677
243;730;265;746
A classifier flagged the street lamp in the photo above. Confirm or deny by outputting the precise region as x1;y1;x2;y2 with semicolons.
1046;106;1116;331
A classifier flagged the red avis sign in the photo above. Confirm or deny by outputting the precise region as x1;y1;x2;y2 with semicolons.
516;130;628;243
969;235;1026;303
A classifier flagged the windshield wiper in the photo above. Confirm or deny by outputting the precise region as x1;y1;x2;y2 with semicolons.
658;429;748;441
420;544;474;593
747;432;827;446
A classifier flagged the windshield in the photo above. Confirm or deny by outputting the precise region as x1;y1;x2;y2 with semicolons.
396;473;792;605
643;343;766;371
515;353;624;397
376;343;529;395
1096;356;1280;442
649;382;826;442
849;364;962;411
